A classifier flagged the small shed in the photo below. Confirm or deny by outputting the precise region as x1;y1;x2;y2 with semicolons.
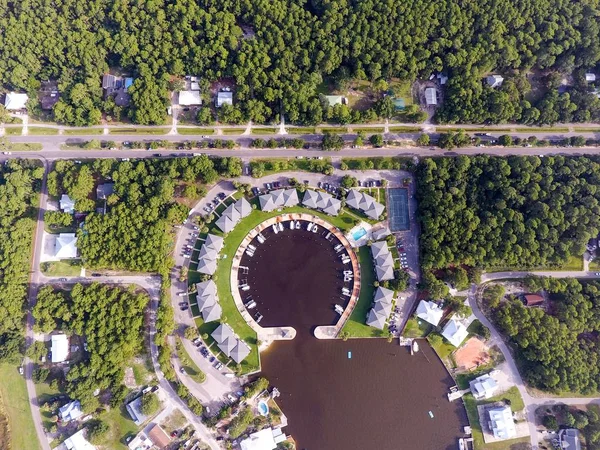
425;87;437;105
523;294;543;307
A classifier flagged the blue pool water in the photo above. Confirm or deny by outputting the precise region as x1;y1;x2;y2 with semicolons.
258;400;269;416
352;227;367;240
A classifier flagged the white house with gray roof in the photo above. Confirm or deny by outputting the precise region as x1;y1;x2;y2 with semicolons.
302;189;341;216
197;233;223;276
216;198;252;233
211;323;251;363
366;287;394;330
195;280;221;322
415;300;444;326
345;190;385;220
441;317;469;347
470;373;499;400
370;241;394;281
488;405;516;440
259;189;299;212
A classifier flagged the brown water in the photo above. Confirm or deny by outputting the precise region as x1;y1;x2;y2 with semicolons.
239;223;467;450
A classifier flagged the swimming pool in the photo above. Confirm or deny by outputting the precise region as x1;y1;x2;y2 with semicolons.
352;227;367;241
258;400;269;416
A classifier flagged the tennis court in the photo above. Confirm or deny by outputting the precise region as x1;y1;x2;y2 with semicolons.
388;188;410;231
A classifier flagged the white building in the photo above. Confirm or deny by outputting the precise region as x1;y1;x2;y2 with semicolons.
469;373;499;400
60;194;75;214
488;405;516;440
441;317;469;347
59;400;83;422
51;333;69;363
486;74;504;88
55;233;78;259
240;428;277;450
425;87;437;105
415;300;443;326
178;90;202;106
216;91;233;107
4;92;28;110
586;73;596;83
64;429;96;450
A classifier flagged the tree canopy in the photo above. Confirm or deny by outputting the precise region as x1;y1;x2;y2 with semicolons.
417;156;600;270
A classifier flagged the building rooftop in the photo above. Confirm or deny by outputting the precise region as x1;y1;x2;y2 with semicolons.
425;87;437;105
488;405;516;440
60;194;75;214
204;233;224;252
4;92;28;110
59;400;83;422
524;294;543;306
64;429;96;450
415;300;444;326
302;189;341;216
212;323;236;344
323;95;344;107
179;90;202;106
470;373;498;400
96;183;114;200
486;74;504;88
231;340;252;363
366;309;387;330
215;198;251;233
441;317;469;347
147;424;171;449
345;189;385;220
240;427;277;450
370;241;394;281
259;189;299;212
125;396;148;426
559;428;582;450
216;91;233;107
55;233;78;259
51;333;69;363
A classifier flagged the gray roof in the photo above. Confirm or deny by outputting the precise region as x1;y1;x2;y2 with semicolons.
366;309;387;329
217;336;237;356
204;234;224;252
372;226;390;241
559;429;581;450
346;189;385;220
96;183;114;200
372;299;392;317
196;280;217;309
259;189;299;212
374;287;394;304
302;189;341;215
230;340;251;363
197;257;217;275
198;245;218;260
371;242;394;281
215;198;251;233
212;323;235;344
202;303;222;322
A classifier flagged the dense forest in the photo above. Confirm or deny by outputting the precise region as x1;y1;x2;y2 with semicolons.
417;156;600;270
0;160;42;364
48;156;241;274
32;283;148;411
494;277;600;394
1;0;600;125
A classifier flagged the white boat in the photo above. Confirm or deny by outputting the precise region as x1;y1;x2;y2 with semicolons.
312;225;318;233
295;221;300;229
306;222;313;232
272;224;279;234
278;222;284;231
412;340;419;355
334;304;344;315
290;221;295;230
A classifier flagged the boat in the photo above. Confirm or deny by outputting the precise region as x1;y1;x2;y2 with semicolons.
412;340;419;354
290;221;295;230
295;221;300;229
272;224;279;234
334;304;344;315
428;411;434;419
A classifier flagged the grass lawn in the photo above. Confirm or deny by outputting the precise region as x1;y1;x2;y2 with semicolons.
251;128;278;135
110;128;170;135
131;357;156;386
319;126;347;133
40;259;82;276
352;127;385;133
5;127;22;135
0;364;40;450
427;332;456;361
287;127;316;134
388;79;414;105
221;128;245;135
573;127;600;132
63;128;104;135
176;337;206;384
388;126;422;132
462;393;530;450
34;380;63;431
177;128;215;135
488;254;583;272
27;127;59;135
402;317;432;338
249;158;332;176
341;246;387;337
8;143;43;151
97;405;141;449
341;156;412;171
517;127;570;132
442;127;512;132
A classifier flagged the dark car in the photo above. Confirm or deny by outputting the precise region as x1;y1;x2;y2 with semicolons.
153;153;161;157
58;277;67;282
91;273;102;277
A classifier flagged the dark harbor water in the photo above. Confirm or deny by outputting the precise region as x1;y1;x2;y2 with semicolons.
239;223;468;450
